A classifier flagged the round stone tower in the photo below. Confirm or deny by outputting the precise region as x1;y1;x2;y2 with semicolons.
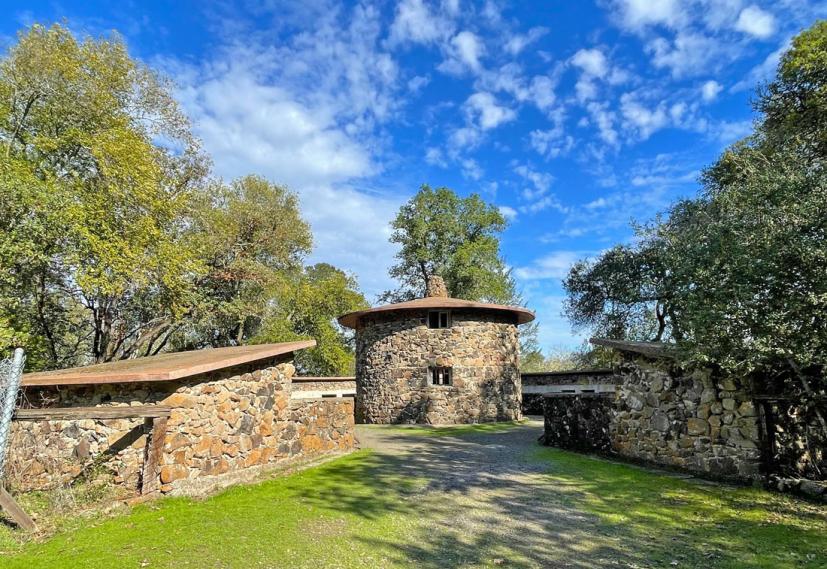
338;276;535;424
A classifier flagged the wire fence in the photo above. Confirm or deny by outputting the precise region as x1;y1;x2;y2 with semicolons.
0;348;25;480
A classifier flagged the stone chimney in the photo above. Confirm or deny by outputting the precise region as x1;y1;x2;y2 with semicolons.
425;275;449;298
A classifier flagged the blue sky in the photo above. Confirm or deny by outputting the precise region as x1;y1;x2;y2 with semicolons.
3;1;825;351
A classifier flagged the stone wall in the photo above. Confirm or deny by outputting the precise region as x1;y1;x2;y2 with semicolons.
8;360;356;496
291;377;356;399
542;356;763;483
522;369;617;414
355;309;521;424
612;358;761;481
542;393;613;452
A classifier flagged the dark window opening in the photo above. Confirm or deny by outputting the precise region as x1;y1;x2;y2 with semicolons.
428;310;450;329
430;366;452;386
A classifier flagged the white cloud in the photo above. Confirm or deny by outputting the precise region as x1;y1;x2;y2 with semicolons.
515;251;583;280
586;102;619;147
513;164;567;214
425;146;447;167
528;75;557;111
646;31;729;77
715;119;753;144
465;92;517;130
505;26;549;55
619;93;669;140
167;4;406;298
498;205;518;221
439;30;485;74
608;0;687;31
571;48;608;78
408;74;431;93
177;56;374;188
530;127;574;160
388;0;452;46
448;125;483;152
514;164;554;200
735;5;776;39
732;39;788;91
461;158;483;180
701;79;723;101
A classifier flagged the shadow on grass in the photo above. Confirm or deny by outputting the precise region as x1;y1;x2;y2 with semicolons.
4;423;825;568
290;423;827;568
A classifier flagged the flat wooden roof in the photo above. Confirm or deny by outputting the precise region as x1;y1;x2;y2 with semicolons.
590;338;675;359
22;341;316;387
338;296;535;329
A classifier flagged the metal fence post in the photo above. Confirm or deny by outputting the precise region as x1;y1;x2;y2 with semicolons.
0;348;25;479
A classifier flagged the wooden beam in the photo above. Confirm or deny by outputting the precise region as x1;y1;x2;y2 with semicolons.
0;486;36;531
13;405;171;422
140;416;168;495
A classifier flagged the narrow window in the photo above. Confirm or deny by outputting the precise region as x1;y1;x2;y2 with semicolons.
428;310;450;329
430;366;452;386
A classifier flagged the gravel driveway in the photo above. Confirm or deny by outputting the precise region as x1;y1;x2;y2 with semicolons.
354;420;631;568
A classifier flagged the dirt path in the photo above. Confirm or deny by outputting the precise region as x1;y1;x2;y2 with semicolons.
354;420;632;568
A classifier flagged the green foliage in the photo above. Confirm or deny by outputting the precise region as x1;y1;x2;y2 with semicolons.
181;175;313;347
0;24;367;374
564;240;675;342
384;185;515;303
0;23;207;368
758;20;827;159
563;20;827;391
176;177;366;376
520;346;580;373
385;184;541;359
252;263;369;375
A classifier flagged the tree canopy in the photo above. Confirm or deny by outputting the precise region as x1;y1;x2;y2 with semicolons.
0;24;367;375
564;21;827;395
384;184;542;364
383;185;516;304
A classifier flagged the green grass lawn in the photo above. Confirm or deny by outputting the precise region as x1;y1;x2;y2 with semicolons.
2;429;825;569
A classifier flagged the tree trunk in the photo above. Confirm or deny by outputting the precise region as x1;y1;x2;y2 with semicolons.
787;357;827;439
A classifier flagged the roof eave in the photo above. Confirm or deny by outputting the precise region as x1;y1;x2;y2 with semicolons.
589;338;676;359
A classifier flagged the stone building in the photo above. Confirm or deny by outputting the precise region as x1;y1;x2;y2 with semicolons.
338;276;535;424
10;342;355;496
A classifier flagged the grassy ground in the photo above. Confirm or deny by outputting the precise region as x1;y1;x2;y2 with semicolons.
2;424;825;568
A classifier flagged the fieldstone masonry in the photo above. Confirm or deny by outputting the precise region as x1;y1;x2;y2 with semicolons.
542;355;762;482
355;309;521;424
612;358;762;481
9;360;355;495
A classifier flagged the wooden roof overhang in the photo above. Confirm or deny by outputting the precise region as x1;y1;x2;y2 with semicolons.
337;297;535;329
21;341;316;387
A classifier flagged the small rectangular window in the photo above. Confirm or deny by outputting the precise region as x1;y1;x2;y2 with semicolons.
430;366;452;386
428;310;450;329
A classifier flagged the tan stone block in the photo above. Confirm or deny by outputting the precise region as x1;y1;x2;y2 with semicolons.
165;393;198;408
210;437;223;458
194;436;211;456
245;448;263;467
160;464;188;483
165;432;190;452
224;444;239;458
